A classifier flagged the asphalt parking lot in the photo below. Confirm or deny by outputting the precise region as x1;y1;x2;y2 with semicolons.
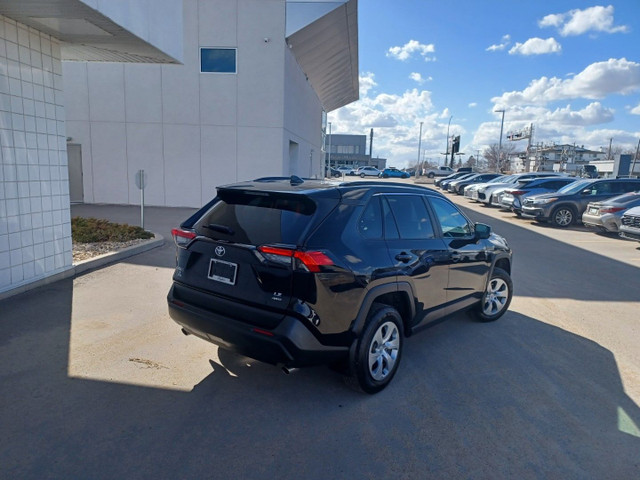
1;180;639;479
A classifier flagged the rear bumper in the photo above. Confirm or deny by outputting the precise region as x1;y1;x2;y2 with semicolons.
167;285;349;368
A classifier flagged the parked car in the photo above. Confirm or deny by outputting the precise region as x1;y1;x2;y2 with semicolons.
434;171;471;188
581;191;640;233
379;167;410;179
167;177;513;393
464;175;508;201
521;178;640;227
356;166;382;178
425;166;454;178
404;168;416;177
447;173;503;195
619;206;640;242
336;166;356;176
439;173;476;191
476;172;563;206
325;166;341;178
499;177;577;216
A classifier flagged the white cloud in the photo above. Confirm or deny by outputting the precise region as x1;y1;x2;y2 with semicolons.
359;71;377;96
486;34;511;52
538;5;629;37
492;58;640;106
387;40;436;61
509;37;561;56
409;72;425;84
631;103;640;115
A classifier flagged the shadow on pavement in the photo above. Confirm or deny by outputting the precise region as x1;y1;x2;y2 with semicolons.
1;278;638;479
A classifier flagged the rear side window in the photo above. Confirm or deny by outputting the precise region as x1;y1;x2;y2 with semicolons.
386;195;435;239
195;191;316;245
359;197;383;239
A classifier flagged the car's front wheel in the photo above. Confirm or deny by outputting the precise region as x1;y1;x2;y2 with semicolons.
551;206;576;227
428;172;435;178
346;304;403;394
475;268;512;322
360;173;366;178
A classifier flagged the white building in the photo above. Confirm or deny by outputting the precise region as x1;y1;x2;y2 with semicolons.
0;0;358;297
63;0;359;208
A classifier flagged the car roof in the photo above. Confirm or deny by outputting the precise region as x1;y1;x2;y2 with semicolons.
218;176;445;200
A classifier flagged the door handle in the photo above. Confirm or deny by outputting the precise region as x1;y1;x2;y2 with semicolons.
395;253;412;263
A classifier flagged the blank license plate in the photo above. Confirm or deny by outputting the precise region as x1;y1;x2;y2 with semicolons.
588;207;598;215
208;259;237;285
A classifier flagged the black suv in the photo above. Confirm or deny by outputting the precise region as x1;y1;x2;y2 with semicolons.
167;177;513;393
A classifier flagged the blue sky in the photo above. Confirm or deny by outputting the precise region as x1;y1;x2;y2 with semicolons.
327;1;640;168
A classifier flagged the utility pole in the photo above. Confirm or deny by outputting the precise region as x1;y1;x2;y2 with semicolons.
494;109;505;172
417;121;423;170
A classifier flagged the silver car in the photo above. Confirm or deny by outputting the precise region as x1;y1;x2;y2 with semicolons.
582;191;640;233
619;205;640;242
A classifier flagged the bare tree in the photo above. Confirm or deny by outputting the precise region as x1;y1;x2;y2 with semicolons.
483;143;516;172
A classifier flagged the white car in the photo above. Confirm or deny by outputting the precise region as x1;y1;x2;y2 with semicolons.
465;175;509;201
356;166;381;177
336;166;356;176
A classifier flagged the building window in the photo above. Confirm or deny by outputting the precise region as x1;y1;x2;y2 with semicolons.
200;48;237;73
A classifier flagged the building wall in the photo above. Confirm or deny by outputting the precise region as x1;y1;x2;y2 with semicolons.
0;16;72;293
63;0;324;208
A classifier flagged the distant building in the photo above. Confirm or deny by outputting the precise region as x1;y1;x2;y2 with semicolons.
325;133;386;170
509;144;607;173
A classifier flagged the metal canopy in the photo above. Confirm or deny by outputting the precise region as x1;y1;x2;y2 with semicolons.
287;0;359;112
0;0;179;63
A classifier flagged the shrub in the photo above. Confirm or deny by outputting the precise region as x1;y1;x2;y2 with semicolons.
71;217;153;243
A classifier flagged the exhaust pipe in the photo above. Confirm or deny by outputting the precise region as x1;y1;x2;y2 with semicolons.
281;366;297;375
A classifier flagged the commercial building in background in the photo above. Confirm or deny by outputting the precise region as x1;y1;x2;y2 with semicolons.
0;0;183;297
1;0;359;297
63;0;359;208
325;133;386;170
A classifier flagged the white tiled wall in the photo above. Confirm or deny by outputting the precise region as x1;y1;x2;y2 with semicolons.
0;16;72;294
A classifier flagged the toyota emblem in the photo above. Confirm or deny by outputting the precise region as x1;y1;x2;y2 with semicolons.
215;246;226;257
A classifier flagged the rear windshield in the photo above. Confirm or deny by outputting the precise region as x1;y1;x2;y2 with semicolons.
194;190;317;245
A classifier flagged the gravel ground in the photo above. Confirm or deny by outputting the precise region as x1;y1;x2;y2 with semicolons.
72;238;153;263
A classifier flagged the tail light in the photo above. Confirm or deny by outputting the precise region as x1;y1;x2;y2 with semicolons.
598;206;625;214
506;190;526;196
257;246;333;272
171;228;196;248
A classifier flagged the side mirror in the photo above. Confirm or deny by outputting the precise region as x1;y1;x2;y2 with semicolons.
581;188;592;195
475;223;491;240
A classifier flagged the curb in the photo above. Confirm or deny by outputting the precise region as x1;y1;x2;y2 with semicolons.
73;234;165;275
0;234;165;301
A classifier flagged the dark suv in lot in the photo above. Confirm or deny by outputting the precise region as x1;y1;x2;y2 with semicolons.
521;178;640;227
167;177;513;393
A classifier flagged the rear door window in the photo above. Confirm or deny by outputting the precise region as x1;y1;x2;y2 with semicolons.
385;195;435;239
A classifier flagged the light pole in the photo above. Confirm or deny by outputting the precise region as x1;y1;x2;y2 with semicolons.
417;121;423;174
327;122;332;178
494;109;505;172
445;115;452;164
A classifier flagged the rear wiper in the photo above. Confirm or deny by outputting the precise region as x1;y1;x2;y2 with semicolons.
202;224;235;235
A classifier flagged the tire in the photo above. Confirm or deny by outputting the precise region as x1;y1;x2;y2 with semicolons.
345;304;404;394
428;173;435;178
551;205;576;228
475;268;512;322
360;173;366;178
382;173;389;178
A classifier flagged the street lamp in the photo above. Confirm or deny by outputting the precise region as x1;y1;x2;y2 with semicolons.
494;109;505;172
417;121;423;174
444;115;452;165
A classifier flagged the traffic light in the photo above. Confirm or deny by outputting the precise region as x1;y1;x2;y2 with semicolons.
452;135;460;154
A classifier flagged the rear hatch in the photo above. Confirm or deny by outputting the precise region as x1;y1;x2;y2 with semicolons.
172;186;339;328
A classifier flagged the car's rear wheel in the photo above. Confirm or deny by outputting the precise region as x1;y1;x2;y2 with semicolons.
428;173;435;178
345;304;403;394
551;206;576;227
475;268;512;322
360;173;366;178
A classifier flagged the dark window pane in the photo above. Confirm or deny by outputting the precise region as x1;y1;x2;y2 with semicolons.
359;197;383;239
386;195;435;239
430;197;472;238
201;48;236;73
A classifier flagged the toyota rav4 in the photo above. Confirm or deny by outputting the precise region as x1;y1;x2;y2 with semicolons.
167;177;513;393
